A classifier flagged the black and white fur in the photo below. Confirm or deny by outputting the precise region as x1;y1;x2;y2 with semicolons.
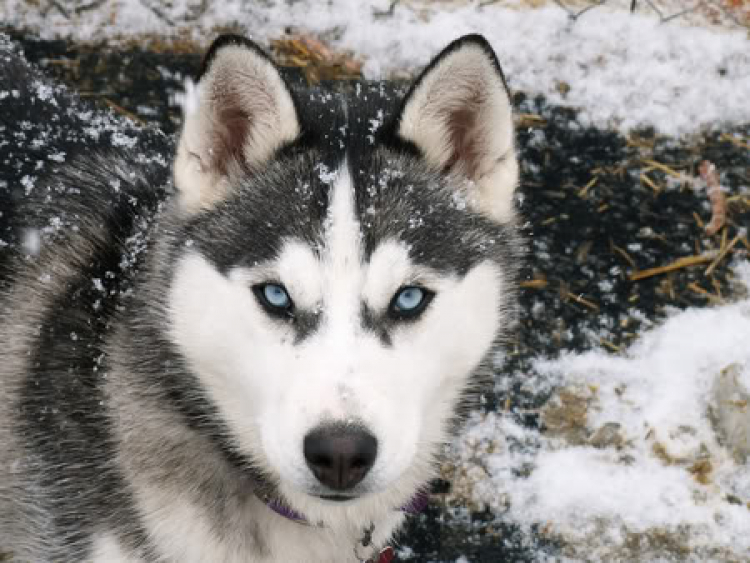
0;34;523;562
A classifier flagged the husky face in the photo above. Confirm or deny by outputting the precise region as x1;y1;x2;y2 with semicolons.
165;35;520;522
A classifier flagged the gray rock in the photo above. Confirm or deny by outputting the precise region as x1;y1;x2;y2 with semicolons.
589;422;624;449
709;364;750;463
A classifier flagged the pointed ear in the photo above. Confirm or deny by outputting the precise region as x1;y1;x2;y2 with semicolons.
395;35;518;222
174;35;300;212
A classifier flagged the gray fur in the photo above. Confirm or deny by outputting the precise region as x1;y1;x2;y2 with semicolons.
0;34;523;561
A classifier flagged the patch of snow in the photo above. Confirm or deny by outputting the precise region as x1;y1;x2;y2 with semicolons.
1;1;748;136
450;260;750;559
21;228;41;256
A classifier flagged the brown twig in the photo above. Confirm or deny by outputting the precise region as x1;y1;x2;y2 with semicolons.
640;173;661;193
179;0;209;21
554;0;607;22
705;233;742;277
687;281;720;302
520;279;549;289
47;0;70;18
692;211;704;230
577;176;598;198
373;0;401;18
639;0;701;24
75;0;108;15
641;159;685;179
103;98;146;125
611;243;637;269
629;252;717;281
719;133;750;150
600;339;622;353
705;0;750;30
564;291;599;311
517;113;548;128
138;0;175;26
699;160;727;236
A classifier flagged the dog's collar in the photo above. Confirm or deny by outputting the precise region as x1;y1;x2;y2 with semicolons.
365;546;396;563
263;491;429;562
264;498;309;524
265;490;429;524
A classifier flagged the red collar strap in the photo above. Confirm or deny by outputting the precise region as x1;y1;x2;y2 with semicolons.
369;546;396;563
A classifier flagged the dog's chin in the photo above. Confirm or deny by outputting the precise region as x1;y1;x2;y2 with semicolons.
305;487;370;503
279;480;370;504
316;493;358;503
274;485;374;527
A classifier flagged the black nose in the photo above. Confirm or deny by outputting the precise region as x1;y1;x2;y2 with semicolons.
303;424;378;491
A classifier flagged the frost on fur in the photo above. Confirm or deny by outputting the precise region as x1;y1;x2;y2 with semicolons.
173;36;300;212
396;35;518;223
175;77;201;117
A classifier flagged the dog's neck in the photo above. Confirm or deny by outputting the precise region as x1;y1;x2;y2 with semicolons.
263;491;429;562
264;490;429;524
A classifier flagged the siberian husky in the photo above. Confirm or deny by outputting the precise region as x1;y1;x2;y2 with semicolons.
0;33;523;562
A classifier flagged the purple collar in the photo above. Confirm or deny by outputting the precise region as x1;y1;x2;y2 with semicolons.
265;498;308;523
266;490;429;525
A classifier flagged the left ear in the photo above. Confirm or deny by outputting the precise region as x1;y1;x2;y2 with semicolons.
395;35;518;222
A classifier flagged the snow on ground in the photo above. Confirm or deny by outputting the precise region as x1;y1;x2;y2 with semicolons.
449;260;750;560
1;0;749;137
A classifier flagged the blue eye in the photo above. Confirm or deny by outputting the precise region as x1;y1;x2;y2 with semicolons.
264;284;290;308
390;286;433;319
254;283;294;316
395;287;424;310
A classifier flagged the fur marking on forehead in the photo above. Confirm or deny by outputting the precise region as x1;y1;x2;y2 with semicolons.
322;162;362;267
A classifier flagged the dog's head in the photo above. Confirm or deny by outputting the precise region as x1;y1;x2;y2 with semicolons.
165;34;521;524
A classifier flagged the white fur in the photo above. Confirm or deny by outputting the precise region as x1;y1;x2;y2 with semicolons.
93;499;403;563
165;165;505;556
398;41;518;222
91;534;141;563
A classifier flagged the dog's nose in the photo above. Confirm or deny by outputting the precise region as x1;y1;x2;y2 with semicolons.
303;424;378;491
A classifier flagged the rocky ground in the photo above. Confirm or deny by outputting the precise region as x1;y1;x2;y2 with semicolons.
1;30;749;561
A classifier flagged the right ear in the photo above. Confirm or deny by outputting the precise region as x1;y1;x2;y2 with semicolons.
174;35;301;212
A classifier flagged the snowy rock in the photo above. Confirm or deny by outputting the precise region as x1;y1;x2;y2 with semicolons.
588;422;624;449
710;363;750;463
541;384;593;446
649;424;707;466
